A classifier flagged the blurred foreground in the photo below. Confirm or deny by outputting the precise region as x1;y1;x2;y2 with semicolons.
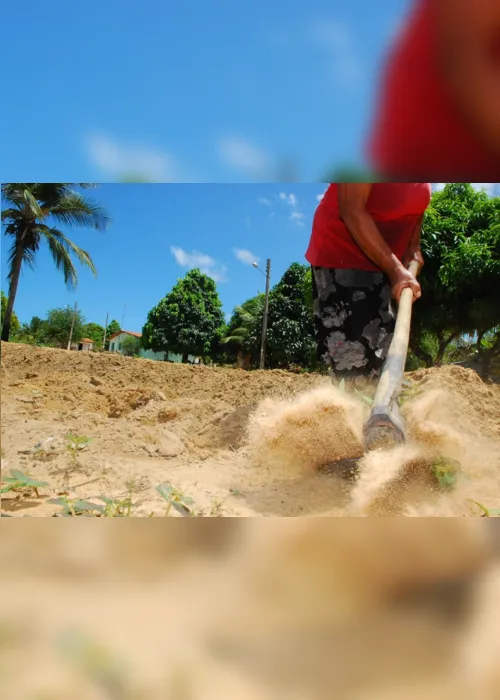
2;519;500;699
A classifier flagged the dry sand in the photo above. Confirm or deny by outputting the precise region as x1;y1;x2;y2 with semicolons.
1;342;499;517
2;518;500;700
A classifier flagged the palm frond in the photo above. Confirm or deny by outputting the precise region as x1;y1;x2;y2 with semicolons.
1;208;22;222
1;184;44;220
22;188;44;219
42;231;79;290
221;334;246;345
37;224;97;287
49;192;111;230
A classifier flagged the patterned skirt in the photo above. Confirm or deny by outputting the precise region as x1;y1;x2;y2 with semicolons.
311;266;397;379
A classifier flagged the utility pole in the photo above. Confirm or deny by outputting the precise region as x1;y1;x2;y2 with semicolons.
259;258;271;370
67;302;78;351
102;312;109;350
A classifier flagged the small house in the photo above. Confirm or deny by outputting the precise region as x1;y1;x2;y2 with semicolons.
108;330;142;353
70;338;94;351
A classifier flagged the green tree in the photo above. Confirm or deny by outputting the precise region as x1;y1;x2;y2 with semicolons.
221;294;265;366
120;334;141;357
12;316;47;345
1;183;110;342
411;184;500;368
1;291;20;334
142;269;225;363
247;263;316;369
43;306;86;348
104;319;121;349
83;322;105;348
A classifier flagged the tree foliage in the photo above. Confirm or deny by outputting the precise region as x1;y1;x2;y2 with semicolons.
13;316;49;346
1;183;110;341
104;319;121;349
241;263;315;369
142;269;225;362
44;306;86;348
120;334;141;357
1;291;20;333
222;295;265;365
82;322;105;348
411;184;500;369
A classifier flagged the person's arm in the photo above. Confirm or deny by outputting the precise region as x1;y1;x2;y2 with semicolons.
435;0;500;160
337;184;421;302
403;214;424;274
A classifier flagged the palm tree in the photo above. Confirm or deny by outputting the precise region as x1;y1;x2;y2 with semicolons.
1;184;110;341
222;295;264;368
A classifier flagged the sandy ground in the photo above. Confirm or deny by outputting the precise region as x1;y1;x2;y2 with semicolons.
2;519;500;699
1;342;500;517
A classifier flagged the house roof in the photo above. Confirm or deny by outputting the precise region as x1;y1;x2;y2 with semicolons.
109;330;142;340
80;338;94;344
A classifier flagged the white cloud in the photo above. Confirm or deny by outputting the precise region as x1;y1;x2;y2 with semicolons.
309;20;361;84
85;133;181;181
258;196;272;206
289;211;305;225
217;137;270;176
234;248;259;265
279;192;298;207
170;246;227;282
316;190;326;202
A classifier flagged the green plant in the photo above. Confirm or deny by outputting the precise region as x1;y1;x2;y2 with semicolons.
1;469;50;497
156;483;196;516
470;501;500;517
48;496;106;517
398;383;425;406
210;499;223;516
49;492;135;517
66;434;92;466
431;457;462;490
120;334;141;357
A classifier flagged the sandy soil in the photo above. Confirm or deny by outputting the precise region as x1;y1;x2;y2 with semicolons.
1;342;499;517
2;519;500;699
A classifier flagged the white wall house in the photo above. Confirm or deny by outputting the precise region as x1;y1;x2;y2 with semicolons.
70;337;94;352
108;330;200;363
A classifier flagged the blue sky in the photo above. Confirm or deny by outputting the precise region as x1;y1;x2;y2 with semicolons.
2;183;498;332
1;0;414;182
1;184;327;330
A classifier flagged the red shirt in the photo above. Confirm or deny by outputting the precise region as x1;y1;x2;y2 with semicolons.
368;0;500;181
305;183;431;271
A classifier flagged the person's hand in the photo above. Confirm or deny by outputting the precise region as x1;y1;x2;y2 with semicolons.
403;247;425;275
388;265;421;304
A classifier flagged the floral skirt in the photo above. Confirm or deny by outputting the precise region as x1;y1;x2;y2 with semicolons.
311;266;397;379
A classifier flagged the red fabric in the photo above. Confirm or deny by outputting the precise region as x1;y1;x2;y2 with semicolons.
305;183;431;270
367;0;500;180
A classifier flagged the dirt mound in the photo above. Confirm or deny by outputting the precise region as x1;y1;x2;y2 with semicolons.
408;365;500;440
1;343;322;415
1;343;499;517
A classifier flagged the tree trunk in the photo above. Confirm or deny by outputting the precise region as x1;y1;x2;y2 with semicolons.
410;335;433;368
435;332;459;366
1;237;24;342
182;352;189;364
